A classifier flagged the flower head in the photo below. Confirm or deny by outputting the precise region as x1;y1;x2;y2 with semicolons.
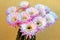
6;6;17;15
19;1;30;9
32;16;46;31
35;4;47;17
45;13;55;26
7;12;20;26
18;11;31;23
20;22;37;38
26;7;39;17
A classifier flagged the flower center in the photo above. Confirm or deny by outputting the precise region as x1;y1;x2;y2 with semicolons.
30;12;33;15
12;17;17;22
22;16;28;21
11;10;14;13
17;8;23;13
26;25;32;32
46;17;50;22
27;26;32;29
36;21;42;27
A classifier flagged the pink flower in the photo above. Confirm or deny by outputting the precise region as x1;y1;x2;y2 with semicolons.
6;6;17;15
26;7;39;17
19;1;30;9
20;22;37;38
18;11;31;23
32;16;46;31
7;12;21;27
35;4;47;17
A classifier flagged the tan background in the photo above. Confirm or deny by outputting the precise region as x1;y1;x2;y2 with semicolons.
0;0;60;40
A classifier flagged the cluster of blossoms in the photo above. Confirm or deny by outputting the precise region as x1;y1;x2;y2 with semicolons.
6;1;58;39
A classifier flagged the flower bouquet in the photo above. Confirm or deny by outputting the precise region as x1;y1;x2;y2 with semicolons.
6;1;58;40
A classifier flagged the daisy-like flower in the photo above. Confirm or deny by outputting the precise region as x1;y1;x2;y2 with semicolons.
32;16;46;31
48;11;58;20
45;13;55;27
20;22;37;39
19;1;30;9
18;11;31;23
26;7;39;17
7;12;21;26
35;4;50;17
6;6;17;15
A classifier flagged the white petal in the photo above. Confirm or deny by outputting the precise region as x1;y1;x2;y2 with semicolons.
6;6;16;15
49;11;58;20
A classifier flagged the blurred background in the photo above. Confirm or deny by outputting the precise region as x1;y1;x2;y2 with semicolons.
0;0;60;40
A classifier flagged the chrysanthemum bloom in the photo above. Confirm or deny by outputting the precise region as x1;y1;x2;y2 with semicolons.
7;12;21;27
35;4;50;17
45;13;55;27
6;6;17;15
18;11;31;23
26;7;39;18
20;22;37;39
19;1;30;9
32;16;46;31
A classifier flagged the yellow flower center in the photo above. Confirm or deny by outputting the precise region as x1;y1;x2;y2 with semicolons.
26;24;33;32
22;15;28;21
27;26;32;29
12;15;17;22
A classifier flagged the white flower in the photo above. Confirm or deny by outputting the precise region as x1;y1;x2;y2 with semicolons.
6;6;17;15
18;11;31;22
38;10;46;17
26;7;39;17
35;4;47;17
7;12;21;26
19;1;30;9
45;13;55;26
32;16;46;31
49;11;58;20
20;22;37;38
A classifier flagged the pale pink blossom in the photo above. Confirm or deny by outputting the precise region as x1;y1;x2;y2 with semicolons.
26;7;39;17
32;16;46;31
6;6;17;15
20;22;37;38
7;12;21;26
18;11;31;23
19;1;30;9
